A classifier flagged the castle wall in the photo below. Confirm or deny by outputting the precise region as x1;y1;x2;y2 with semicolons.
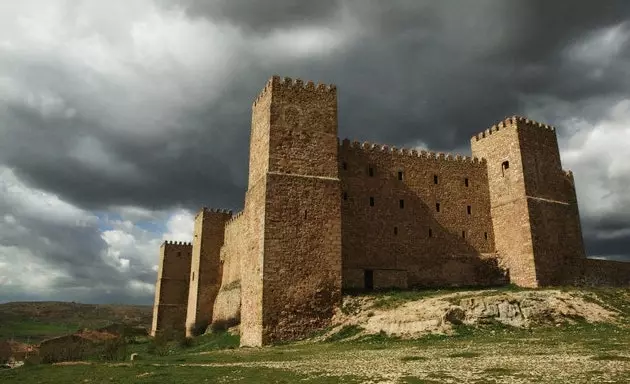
576;259;630;286
471;121;538;287
339;141;504;289
471;117;587;287
262;172;342;343
212;211;245;323
150;242;192;337
185;209;231;336
239;181;266;347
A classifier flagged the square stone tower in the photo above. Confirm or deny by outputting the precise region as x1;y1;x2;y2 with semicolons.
150;241;192;337
240;76;343;346
471;116;585;287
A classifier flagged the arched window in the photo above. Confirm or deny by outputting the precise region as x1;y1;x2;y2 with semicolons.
501;161;510;176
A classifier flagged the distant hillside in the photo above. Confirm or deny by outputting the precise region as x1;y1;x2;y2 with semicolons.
0;301;152;343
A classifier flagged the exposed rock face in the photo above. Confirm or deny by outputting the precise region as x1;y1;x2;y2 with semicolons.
326;289;619;340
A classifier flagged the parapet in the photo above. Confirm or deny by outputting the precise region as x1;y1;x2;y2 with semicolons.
162;240;193;247
471;115;556;142
194;207;233;219
225;210;244;226
339;138;485;165
253;75;337;107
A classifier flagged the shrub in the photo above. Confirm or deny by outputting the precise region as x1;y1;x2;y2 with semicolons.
101;337;127;361
210;317;239;333
178;336;194;349
189;320;210;337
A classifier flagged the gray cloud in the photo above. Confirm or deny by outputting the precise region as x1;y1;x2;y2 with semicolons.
1;0;629;304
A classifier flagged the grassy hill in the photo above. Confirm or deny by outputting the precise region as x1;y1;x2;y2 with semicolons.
0;301;152;343
1;287;629;383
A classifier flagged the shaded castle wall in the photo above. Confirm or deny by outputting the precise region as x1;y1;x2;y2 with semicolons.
339;141;505;289
185;208;231;336
239;180;266;347
239;76;342;346
150;241;192;337
212;211;245;324
471;116;586;287
574;259;630;286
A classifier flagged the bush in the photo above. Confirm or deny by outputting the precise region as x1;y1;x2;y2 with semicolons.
147;332;170;356
101;337;127;361
178;336;194;349
210;314;240;333
189;320;210;337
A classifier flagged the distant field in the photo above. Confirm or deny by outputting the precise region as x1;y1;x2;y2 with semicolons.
0;301;152;343
1;287;629;383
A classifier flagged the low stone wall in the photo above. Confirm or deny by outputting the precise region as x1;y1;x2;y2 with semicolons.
572;259;630;286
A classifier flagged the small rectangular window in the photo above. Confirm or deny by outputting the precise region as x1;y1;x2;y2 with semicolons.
342;162;347;170
484;232;488;240
394;226;398;235
399;199;404;209
369;166;374;177
467;205;471;215
343;192;348;200
434;175;438;184
429;228;433;238
436;203;440;212
192;272;195;281
462;231;466;239
304;210;308;219
465;178;469;187
398;171;403;180
370;197;374;206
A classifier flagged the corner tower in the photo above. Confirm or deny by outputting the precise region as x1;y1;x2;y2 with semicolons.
151;241;192;337
185;208;232;336
240;76;342;346
471;116;585;287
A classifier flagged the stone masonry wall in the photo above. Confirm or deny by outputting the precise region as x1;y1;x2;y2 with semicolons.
150;241;191;337
263;173;342;343
239;181;266;347
185;208;231;336
471;118;538;287
339;140;505;289
574;259;630;286
516;122;586;286
212;211;245;323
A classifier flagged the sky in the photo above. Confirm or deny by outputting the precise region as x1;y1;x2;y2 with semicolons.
1;0;629;305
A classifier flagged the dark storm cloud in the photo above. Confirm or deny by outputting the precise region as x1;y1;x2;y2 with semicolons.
1;1;630;306
161;0;342;33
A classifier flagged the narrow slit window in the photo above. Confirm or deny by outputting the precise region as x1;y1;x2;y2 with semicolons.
429;228;433;238
398;171;403;181
394;226;398;235
304;210;308;219
370;197;374;206
465;178;469;187
484;232;488;240
399;199;405;209
192;272;195;281
342;162;347;170
368;166;374;177
502;160;510;176
467;205;472;215
434;174;438;184
342;192;348;201
436;203;440;212
462;231;466;239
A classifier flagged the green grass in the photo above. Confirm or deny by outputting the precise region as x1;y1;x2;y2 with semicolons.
0;320;85;343
0;363;366;383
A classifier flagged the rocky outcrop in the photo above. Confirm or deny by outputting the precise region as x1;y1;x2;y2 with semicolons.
324;289;620;340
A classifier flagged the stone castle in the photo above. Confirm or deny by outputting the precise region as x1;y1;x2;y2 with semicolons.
151;76;630;346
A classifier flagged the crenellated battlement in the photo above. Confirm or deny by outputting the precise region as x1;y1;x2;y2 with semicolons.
472;115;556;142
339;138;485;165
253;75;337;107
225;210;244;226
195;207;233;219
162;240;193;247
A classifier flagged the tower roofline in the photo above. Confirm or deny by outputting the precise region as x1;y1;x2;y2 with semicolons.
472;115;556;142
